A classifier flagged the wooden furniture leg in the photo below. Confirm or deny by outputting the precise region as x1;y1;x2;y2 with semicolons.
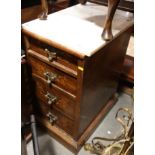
69;0;79;6
79;0;120;41
102;0;120;41
79;0;87;5
38;0;48;20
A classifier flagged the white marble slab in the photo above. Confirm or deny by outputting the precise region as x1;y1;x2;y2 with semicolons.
22;2;133;57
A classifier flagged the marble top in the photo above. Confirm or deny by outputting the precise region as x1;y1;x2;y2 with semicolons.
22;2;133;57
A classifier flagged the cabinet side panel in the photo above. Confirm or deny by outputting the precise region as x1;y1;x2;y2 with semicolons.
78;25;133;136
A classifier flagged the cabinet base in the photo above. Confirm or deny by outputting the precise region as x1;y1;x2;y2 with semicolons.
39;95;117;154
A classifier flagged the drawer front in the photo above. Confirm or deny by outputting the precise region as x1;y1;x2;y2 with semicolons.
28;55;77;96
33;75;76;119
36;100;75;136
29;37;78;72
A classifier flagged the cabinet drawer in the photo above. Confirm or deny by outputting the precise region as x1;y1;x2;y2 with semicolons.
29;37;78;72
33;75;76;119
36;100;75;137
28;55;77;96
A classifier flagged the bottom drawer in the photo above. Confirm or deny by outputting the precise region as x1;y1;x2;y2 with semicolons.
35;100;75;137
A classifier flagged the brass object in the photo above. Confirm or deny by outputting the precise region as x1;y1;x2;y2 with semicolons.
38;0;48;20
44;48;57;61
46;112;57;125
45;92;58;105
84;105;134;155
44;71;58;85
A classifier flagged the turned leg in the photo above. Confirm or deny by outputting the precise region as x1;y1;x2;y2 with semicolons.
38;0;48;20
79;0;87;5
69;0;79;6
102;0;120;41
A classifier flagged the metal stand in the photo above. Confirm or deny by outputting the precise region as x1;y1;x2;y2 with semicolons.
21;114;40;155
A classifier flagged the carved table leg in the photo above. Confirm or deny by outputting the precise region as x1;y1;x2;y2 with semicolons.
79;0;87;5
69;0;79;6
102;0;120;41
38;0;48;20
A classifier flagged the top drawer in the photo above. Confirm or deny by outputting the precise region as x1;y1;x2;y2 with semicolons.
28;37;78;74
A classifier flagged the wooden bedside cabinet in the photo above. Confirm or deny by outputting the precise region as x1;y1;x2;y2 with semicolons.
22;2;133;153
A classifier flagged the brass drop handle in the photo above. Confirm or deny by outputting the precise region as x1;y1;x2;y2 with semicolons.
45;92;58;105
46;112;57;125
44;72;57;85
44;48;57;61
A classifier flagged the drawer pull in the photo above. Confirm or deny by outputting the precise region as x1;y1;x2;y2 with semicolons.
46;112;57;125
44;72;58;85
45;48;56;61
45;92;58;105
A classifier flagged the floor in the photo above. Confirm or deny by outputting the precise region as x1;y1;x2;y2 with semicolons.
27;93;133;155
